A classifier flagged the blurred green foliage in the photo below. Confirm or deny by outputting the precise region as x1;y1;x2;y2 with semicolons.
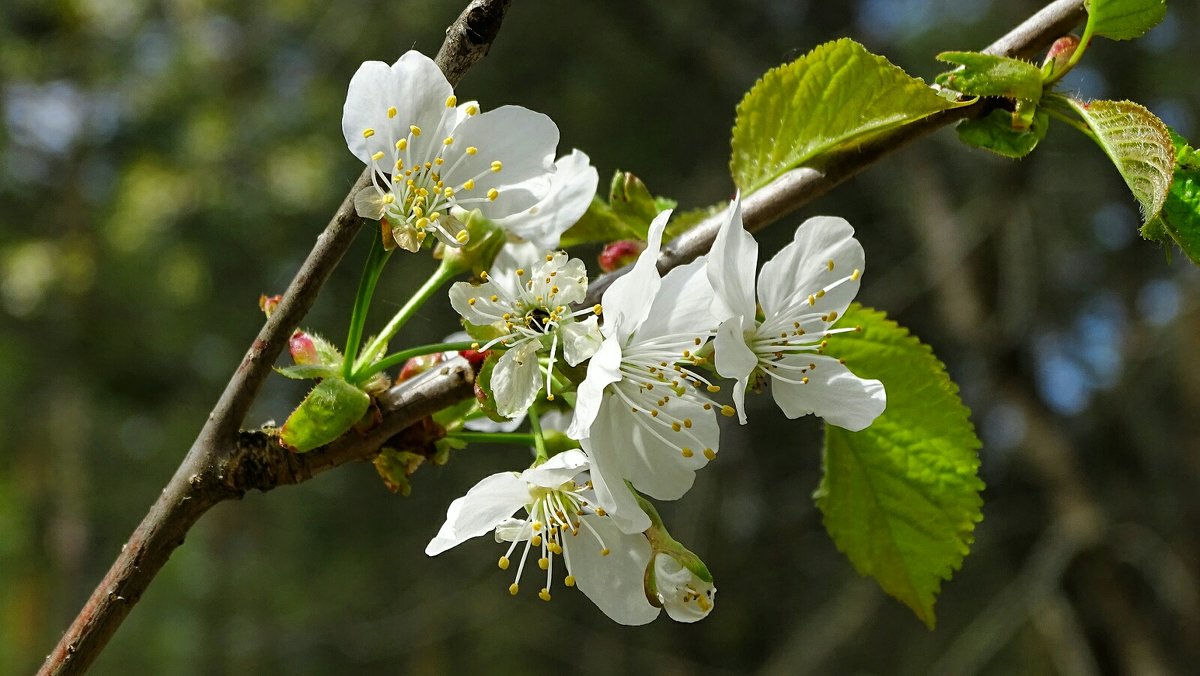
2;1;1199;674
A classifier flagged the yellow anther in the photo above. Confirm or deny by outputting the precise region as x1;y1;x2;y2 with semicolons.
807;294;817;306
703;403;712;410
532;520;543;531
396;138;407;151
650;409;659;417
681;447;694;458
851;268;862;281
463;179;476;191
593;304;603;315
516;268;525;277
434;157;444;165
445;94;457;108
546;393;555;401
548;542;562;555
538;588;552;602
600;548;611;556
444;187;454;198
490;294;498;302
816;289;826;298
671;422;682;432
466;146;478;155
498;556;510;570
684;418;693;428
564;575;576;587
509;583;520;596
362;128;376;138
409;125;421;136
827;310;839;322
471;342;480;350
466;104;479;116
595;508;606;517
538;557;549;571
531;534;542;547
694;337;702;346
415;217;430;229
487;188;499;201
551;286;560;294
682;350;692;358
827;259;835;271
416;230;427;242
706;384;721;393
468;297;476;306
455;230;470;244
704;448;716;460
491;160;503;172
382;193;395;204
480;271;489;280
371;151;385;161
443;136;454;146
802;376;810;384
721;405;736;417
387;107;397;119
546;254;554;262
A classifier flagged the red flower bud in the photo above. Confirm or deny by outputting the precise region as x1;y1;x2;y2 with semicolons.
289;330;319;365
259;294;283;317
599;240;645;273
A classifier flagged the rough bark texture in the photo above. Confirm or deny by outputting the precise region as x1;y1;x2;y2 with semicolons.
40;1;1087;673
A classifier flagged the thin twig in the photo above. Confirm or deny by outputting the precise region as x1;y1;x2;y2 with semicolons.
38;2;511;674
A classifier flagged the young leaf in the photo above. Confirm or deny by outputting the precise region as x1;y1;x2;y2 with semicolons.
274;364;340;380
1086;0;1166;40
1066;98;1174;222
1143;130;1200;264
558;171;676;247
955;108;1050;159
279;377;372;453
558;196;638;248
817;305;983;629
935;51;1045;103
731;38;965;194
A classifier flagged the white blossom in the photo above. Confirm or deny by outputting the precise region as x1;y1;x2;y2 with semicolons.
449;242;602;418
424;450;660;625
568;210;723;533
651;552;716;622
342;51;558;251
496;149;598;251
708;196;885;429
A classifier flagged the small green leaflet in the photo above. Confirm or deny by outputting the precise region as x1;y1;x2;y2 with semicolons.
817;305;983;629
280;377;371;453
1086;0;1166;40
956;108;1050;159
1065;97;1174;223
935;51;1045;103
559;171;675;247
731;38;966;194
1144;130;1200;264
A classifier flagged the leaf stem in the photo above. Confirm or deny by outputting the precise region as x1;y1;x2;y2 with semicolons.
343;235;393;378
446;431;538;445
356;341;477;382
352;258;460;378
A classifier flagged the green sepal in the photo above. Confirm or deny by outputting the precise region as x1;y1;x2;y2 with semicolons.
461;319;502;344
955;108;1050;158
1143;130;1200;264
935;51;1045;103
308;333;345;366
610;171;674;233
474;352;510;423
818;305;983;629
279;377;372;453
1085;0;1166;41
559;196;637;248
274;364;340;380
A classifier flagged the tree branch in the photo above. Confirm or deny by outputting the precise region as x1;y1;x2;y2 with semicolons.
40;1;1085;673
38;2;511;674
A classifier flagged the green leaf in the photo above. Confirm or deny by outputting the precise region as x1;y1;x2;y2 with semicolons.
817;305;983;628
558;171;676;248
1086;0;1166;40
1066;98;1175;223
731;38;965;194
1144;130;1200;264
473;353;509;423
274;364;339;380
935;51;1045;103
280;377;371;453
955;108;1050;159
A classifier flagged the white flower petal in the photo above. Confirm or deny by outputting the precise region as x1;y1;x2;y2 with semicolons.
714;316;756;425
493;516;532;543
497;149;599;251
424;471;529;555
448;279;510;326
707;195;758;322
600;209;670;343
563;515;658;626
521;448;589;488
440;105;559;219
598;391;714;501
654;553;716;623
769;354;885;430
491;342;543;418
561;316;603;366
757;216;863;321
342;52;453;167
635;256;719;342
567;334;623;439
579;435;651;534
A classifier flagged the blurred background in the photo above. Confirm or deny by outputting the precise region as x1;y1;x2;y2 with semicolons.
2;0;1199;674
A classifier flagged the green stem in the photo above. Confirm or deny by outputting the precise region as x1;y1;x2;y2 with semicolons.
529;409;548;462
355;340;477;382
342;235;392;378
351;258;459;378
446;431;538;445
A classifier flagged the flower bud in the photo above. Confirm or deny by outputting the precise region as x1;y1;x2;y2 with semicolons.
396;353;445;383
643;551;716;622
599;239;645;273
1041;35;1080;80
259;294;283;318
289;330;320;365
